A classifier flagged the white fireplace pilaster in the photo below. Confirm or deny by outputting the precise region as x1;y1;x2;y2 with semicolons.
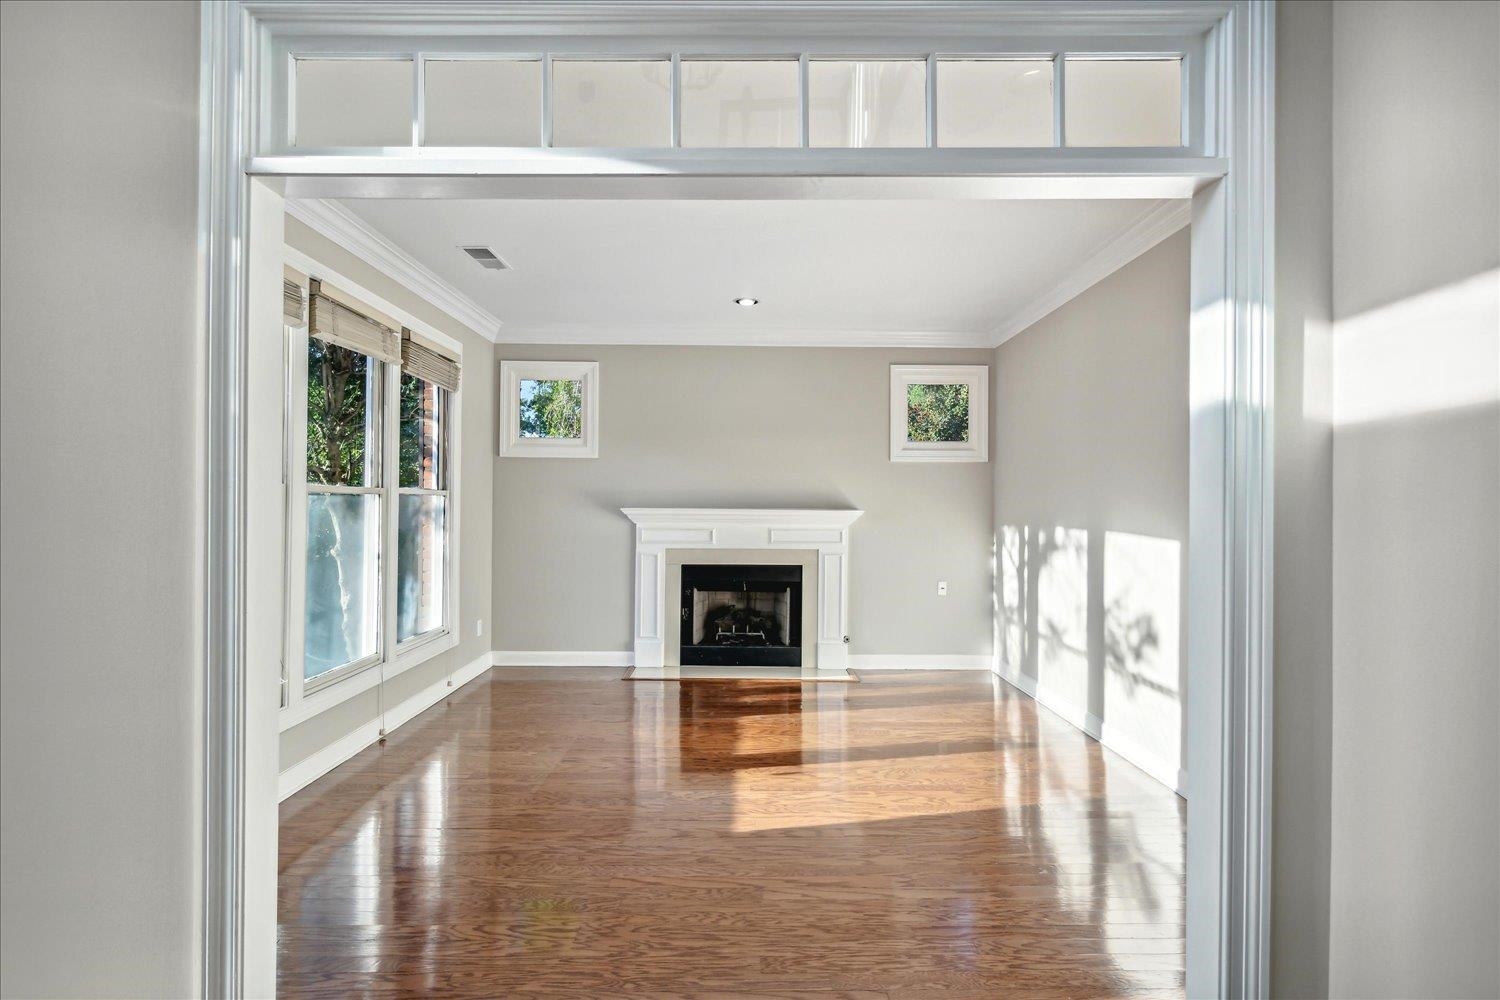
621;508;864;679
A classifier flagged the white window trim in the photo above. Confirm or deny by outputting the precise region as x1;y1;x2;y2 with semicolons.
279;245;463;733
889;363;989;462
497;359;600;458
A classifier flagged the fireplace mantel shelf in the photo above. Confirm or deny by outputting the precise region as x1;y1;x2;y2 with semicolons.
622;508;865;528
621;507;863;679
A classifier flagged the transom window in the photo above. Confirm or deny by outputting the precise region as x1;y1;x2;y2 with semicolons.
282;51;1188;152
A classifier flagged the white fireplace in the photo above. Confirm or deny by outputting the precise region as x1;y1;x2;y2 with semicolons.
621;508;864;679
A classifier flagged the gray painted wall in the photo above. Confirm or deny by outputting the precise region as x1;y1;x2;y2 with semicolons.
279;218;496;770
491;345;996;657
1270;2;1335;995
0;3;202;996
1328;3;1500;997
992;230;1190;788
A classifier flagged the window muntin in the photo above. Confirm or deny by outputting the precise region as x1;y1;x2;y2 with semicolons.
294;58;413;147
422;59;543;146
936;59;1054;147
1064;58;1183;147
679;59;800;148
807;59;926;148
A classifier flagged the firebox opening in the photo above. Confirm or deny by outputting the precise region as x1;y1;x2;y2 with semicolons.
681;564;803;667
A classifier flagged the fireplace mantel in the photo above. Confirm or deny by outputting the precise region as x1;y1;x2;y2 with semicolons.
621;508;863;679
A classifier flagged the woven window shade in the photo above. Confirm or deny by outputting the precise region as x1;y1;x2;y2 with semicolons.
401;329;461;393
283;279;305;326
307;278;401;364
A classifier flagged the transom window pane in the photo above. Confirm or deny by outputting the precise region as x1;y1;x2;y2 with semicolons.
808;59;926;148
1064;58;1182;147
906;383;971;443
519;378;583;439
680;59;800;148
307;338;379;487
304;492;380;679
937;59;1054;147
397;494;447;642
423;59;541;146
551;59;671;147
294;58;413;147
399;373;445;489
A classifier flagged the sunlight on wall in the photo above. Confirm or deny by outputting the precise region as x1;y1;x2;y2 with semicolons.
1334;269;1500;427
1035;527;1090;709
997;523;1185;792
1103;530;1182;774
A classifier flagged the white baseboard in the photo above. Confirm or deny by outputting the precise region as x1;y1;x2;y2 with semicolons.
994;667;1186;797
491;650;633;667
278;650;494;801
848;654;993;670
488;651;992;671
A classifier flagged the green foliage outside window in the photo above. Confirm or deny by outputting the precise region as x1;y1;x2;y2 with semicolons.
519;378;583;439
399;372;442;489
306;338;371;486
906;382;970;443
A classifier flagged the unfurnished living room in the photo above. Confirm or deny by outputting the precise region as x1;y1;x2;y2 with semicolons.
2;3;1497;999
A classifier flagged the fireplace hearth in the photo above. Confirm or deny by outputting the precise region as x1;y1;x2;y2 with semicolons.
681;564;803;667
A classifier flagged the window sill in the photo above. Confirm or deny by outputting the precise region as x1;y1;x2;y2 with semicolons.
278;628;458;733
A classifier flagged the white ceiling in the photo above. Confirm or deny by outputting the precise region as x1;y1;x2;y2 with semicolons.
334;197;1173;346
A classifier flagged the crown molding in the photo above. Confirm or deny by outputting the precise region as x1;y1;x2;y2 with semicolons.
285;198;504;342
495;325;992;349
988;198;1192;348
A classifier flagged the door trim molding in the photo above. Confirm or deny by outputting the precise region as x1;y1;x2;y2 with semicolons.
198;3;1274;996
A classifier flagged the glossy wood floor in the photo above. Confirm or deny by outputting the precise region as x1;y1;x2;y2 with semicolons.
279;669;1185;998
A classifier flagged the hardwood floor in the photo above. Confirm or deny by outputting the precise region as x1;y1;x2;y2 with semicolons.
279;669;1185;998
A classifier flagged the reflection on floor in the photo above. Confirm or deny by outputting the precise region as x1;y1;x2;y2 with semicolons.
278;669;1186;998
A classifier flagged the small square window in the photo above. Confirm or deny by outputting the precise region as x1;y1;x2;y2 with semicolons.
499;361;599;457
890;364;988;462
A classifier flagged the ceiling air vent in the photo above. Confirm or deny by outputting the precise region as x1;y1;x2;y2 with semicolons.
459;245;510;271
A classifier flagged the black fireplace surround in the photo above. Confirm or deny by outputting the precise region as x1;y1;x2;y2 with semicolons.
680;564;803;667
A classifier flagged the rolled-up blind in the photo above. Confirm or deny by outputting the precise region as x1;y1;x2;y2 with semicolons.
283;279;305;326
283;266;309;326
307;278;401;364
401;329;461;393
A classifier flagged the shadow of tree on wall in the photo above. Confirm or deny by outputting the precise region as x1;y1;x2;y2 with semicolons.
997;522;1183;775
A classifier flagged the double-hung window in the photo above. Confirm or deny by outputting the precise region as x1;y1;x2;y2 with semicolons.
283;263;461;716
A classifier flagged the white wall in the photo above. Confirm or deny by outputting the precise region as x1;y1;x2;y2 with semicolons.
278;218;497;773
492;344;996;660
992;229;1190;792
0;2;203;996
1270;1;1335;995
1328;3;1500;997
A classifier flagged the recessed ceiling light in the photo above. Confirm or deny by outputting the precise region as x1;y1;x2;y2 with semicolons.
735;297;759;307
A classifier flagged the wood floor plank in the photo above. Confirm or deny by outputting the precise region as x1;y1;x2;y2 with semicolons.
279;670;1185;997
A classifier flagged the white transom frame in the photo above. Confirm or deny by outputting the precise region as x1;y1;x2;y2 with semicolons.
890;363;989;462
621;508;864;678
498;359;599;458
